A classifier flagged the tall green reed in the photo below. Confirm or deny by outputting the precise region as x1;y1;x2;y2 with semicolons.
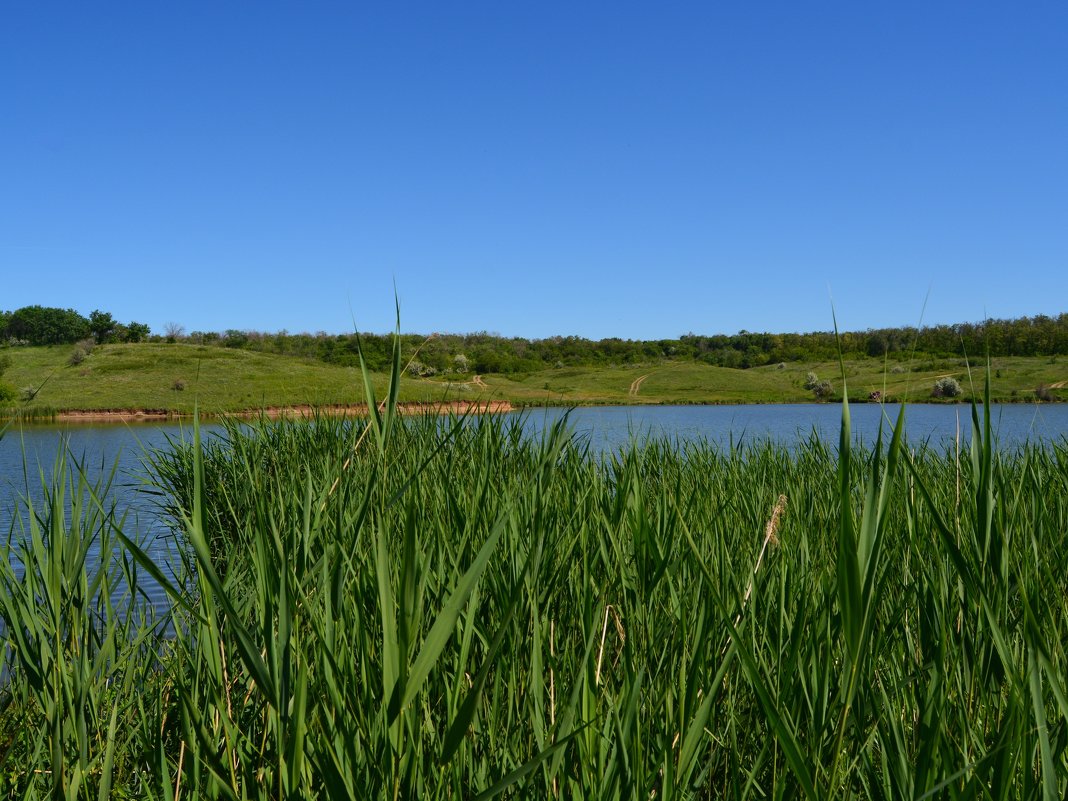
0;446;172;799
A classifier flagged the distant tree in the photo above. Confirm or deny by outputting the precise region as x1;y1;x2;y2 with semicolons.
6;306;90;345
89;310;117;343
223;330;249;348
164;322;186;343
471;348;504;374
271;330;290;354
866;333;889;357
124;322;151;343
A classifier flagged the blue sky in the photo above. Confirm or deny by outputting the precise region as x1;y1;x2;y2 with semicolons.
2;2;1066;339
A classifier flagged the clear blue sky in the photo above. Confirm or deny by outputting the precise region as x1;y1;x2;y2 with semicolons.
2;2;1066;339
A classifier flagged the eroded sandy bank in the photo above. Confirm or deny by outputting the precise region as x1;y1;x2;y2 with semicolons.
49;400;514;424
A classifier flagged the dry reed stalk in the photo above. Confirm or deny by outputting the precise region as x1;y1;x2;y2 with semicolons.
594;605;625;686
735;494;787;625
172;741;185;801
549;619;556;728
220;639;235;724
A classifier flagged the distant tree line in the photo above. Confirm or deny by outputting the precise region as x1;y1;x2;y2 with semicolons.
0;306;150;346
185;312;1068;373
3;305;1067;374
679;313;1068;368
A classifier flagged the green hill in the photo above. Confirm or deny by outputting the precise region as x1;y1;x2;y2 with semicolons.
2;343;1065;418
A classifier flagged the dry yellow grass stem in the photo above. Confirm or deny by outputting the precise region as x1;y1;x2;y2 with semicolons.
594;604;626;686
737;494;787;622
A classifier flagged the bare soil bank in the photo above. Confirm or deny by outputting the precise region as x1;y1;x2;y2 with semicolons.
51;400;514;423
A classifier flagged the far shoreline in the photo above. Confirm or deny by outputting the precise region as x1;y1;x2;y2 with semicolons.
9;400;515;425
3;396;1060;427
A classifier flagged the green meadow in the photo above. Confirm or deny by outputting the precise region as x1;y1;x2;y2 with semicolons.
479;356;1066;405
0;342;1064;417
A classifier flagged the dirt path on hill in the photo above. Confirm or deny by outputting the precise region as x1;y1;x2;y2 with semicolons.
629;373;652;396
46;400;514;424
1049;380;1067;389
471;374;488;389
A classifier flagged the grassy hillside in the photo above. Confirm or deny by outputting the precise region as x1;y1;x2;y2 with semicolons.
417;356;1065;405
0;343;442;413
1;342;1065;416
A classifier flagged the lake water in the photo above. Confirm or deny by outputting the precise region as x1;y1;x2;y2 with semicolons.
2;403;1066;615
0;422;193;615
529;402;1068;453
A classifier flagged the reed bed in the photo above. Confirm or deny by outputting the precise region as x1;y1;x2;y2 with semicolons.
1;345;1067;798
0;405;59;423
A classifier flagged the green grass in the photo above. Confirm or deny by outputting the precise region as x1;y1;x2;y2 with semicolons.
1;331;1068;797
462;356;1066;405
0;343;451;414
2;343;1064;416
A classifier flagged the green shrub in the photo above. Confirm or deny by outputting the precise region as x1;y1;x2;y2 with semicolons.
804;371;832;398
932;376;962;398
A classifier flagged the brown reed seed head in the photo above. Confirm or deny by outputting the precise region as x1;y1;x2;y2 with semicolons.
765;494;787;546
